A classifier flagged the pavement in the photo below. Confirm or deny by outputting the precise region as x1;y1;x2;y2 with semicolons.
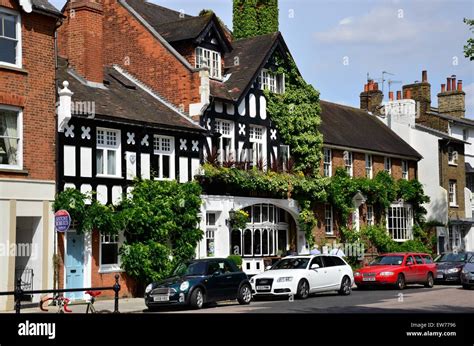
12;284;474;314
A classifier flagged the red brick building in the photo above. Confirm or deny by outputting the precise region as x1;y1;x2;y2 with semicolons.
0;0;61;310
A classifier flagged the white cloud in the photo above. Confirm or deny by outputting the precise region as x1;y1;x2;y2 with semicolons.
314;6;447;45
339;17;354;25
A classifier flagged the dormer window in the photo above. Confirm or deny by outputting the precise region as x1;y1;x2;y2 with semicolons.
260;69;284;94
195;47;221;79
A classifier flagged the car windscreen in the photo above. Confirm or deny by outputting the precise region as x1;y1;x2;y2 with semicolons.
172;261;207;276
369;255;404;265
271;258;310;270
436;253;467;263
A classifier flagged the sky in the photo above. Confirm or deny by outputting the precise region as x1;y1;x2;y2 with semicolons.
50;0;474;117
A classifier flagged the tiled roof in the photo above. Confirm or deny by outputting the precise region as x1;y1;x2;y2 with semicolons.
427;109;474;127
57;58;205;133
320;100;422;159
32;0;62;16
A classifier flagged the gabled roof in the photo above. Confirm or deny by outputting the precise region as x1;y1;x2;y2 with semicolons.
214;32;284;103
320;101;422;160
57;58;205;133
123;0;192;25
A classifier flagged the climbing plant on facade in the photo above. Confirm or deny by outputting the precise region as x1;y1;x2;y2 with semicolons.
233;0;279;39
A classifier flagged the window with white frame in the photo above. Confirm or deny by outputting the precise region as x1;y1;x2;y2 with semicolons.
249;125;265;166
402;160;409;180
100;233;120;270
153;135;175;179
215;120;233;163
0;9;21;67
0;107;21;169
448;147;458;165
206;212;217;257
463;129;469;141
367;205;374;226
279;145;290;171
387;203;413;241
195;47;221;79
365;154;373;179
260;69;284;94
325;204;333;235
448;225;462;251
344;151;353;177
96;128;121;177
449;180;457;206
384;157;392;174
323;148;332;177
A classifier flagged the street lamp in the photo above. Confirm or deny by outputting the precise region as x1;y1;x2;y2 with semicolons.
227;208;236;228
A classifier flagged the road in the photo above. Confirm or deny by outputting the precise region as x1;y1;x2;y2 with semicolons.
17;284;474;314
146;285;474;314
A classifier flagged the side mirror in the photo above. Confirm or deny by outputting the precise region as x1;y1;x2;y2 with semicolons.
265;266;272;271
310;264;320;270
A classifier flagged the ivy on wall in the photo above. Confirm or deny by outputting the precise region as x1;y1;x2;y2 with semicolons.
233;0;279;39
265;55;323;177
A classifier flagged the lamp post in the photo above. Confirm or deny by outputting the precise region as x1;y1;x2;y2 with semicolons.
227;208;236;228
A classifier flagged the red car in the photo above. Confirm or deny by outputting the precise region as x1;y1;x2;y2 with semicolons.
354;253;436;290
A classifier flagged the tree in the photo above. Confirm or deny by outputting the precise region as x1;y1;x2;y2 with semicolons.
464;18;474;61
233;0;279;39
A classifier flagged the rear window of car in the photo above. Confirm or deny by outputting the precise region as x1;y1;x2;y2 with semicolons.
323;256;345;267
331;256;346;266
422;256;433;263
414;255;424;264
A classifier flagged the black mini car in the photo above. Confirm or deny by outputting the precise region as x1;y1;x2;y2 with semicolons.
435;252;474;283
144;258;252;310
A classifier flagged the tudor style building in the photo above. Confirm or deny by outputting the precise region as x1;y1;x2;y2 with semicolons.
0;0;61;310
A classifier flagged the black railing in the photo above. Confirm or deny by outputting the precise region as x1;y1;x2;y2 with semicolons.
0;274;121;314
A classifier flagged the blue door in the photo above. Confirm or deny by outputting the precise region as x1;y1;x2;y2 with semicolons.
65;232;84;300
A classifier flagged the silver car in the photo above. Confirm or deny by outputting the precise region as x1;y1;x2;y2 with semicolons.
461;255;474;289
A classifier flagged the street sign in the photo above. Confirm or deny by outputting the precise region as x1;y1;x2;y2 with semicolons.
55;210;71;232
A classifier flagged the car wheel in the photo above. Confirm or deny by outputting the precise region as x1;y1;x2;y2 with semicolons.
424;273;434;288
237;284;252;305
189;288;205;309
396;274;406;290
296;279;309;299
338;276;352;295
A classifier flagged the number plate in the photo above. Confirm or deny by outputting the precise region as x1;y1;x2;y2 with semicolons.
153;295;169;302
437;274;444;279
256;285;271;290
362;277;376;281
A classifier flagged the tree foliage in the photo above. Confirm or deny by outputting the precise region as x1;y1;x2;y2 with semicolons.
464;18;474;61
233;0;279;39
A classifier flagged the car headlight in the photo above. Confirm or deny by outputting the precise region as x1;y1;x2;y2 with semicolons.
447;267;461;274
277;277;293;283
145;284;153;294
380;272;394;276
354;272;361;277
180;281;190;291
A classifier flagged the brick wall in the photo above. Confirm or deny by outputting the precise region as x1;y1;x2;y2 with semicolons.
0;1;57;181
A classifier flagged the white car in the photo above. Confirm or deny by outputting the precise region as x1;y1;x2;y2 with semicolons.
250;255;354;299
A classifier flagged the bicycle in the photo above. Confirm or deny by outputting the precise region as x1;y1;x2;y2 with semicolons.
40;291;112;313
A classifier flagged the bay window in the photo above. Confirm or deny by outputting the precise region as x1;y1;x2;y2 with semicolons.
323;148;332;177
0;106;21;169
0;9;21;67
96;128;121;177
195;47;221;79
387;203;413;241
153;135;175;179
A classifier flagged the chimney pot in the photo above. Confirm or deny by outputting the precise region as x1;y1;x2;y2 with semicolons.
389;91;394;101
457;80;463;91
422;70;428;82
404;89;412;99
364;84;368;92
451;76;456;91
447;78;451;91
397;91;402;100
441;84;446;92
374;82;379;91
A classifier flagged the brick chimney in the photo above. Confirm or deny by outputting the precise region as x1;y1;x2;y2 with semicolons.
402;70;431;117
58;0;104;84
437;75;466;118
360;79;383;114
